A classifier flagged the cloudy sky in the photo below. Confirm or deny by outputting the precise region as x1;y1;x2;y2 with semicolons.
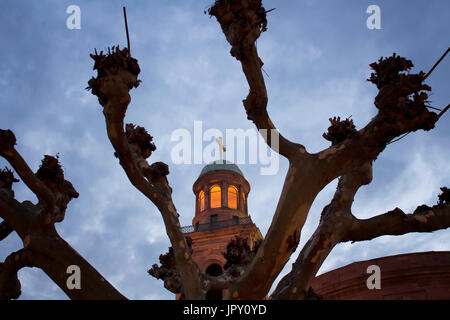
0;0;449;299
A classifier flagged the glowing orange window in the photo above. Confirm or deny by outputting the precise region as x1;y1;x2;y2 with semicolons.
228;186;238;209
210;185;221;209
198;190;205;212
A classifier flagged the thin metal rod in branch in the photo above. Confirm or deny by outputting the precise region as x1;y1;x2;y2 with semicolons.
426;105;442;112
388;132;410;145
123;7;131;56
389;103;449;145
423;47;450;80
438;104;450;120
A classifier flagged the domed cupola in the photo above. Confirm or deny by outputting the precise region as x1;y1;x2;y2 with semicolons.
192;160;250;229
179;158;262;300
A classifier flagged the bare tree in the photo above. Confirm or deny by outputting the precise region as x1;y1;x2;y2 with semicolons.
1;0;449;300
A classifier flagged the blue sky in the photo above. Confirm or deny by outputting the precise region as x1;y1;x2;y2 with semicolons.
0;0;449;299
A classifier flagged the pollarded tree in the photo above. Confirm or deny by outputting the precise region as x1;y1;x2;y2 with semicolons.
0;0;449;300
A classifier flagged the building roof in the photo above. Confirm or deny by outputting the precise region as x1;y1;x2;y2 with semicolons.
199;160;244;178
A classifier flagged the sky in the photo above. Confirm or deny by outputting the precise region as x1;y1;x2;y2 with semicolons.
0;0;449;300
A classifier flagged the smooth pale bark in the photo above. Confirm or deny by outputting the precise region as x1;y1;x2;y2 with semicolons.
24;232;126;300
89;48;204;299
271;164;373;299
344;204;450;242
1;2;449;301
208;0;447;300
0;191;125;300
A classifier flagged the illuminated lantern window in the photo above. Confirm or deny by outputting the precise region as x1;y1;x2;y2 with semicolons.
198;190;205;212
228;186;238;209
210;185;221;209
242;192;246;210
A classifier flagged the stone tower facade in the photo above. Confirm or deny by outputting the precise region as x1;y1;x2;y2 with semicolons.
182;160;262;299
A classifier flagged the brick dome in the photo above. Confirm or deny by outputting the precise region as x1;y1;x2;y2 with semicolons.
311;251;450;299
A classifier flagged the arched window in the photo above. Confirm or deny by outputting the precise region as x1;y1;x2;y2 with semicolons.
210;185;221;209
242;192;246;210
205;264;223;300
228;186;238;209
198;191;205;212
205;263;223;276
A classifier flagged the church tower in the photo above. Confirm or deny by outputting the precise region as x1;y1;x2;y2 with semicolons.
182;160;263;299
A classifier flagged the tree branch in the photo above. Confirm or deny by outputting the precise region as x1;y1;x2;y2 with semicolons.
208;1;304;159
315;54;441;183
0;130;55;210
0;190;37;237
270;163;372;300
0;249;34;300
344;203;450;243
0;221;13;241
208;0;324;300
0;179;125;300
209;1;448;300
223;163;324;299
205;267;246;292
272;186;450;300
87;46;203;299
22;232;127;300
